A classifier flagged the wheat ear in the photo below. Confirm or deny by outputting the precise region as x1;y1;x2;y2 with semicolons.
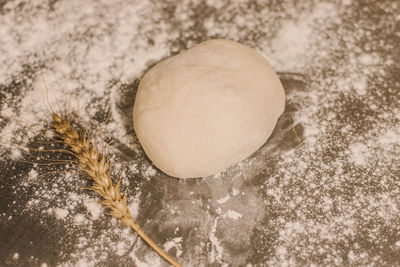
51;112;182;267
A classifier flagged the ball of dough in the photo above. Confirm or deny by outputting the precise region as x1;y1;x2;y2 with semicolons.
133;39;285;179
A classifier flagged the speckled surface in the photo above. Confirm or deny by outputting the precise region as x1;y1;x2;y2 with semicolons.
0;0;399;266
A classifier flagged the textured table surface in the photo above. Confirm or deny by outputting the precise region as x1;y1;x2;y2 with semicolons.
0;0;399;266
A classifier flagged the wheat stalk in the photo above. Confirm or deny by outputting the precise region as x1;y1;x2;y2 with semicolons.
51;112;182;267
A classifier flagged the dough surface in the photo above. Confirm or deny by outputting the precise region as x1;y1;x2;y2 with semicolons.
133;39;285;178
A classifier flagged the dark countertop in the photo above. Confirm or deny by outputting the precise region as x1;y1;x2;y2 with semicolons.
0;0;399;266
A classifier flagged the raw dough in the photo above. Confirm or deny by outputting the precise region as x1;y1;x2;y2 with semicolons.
133;39;285;179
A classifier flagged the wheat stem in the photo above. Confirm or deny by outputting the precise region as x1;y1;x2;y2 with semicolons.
51;112;182;267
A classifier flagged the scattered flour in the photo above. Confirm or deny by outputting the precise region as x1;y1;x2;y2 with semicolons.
348;142;369;166
54;208;69;220
143;165;157;177
216;194;230;205
84;201;103;220
224;210;242;220
209;219;224;264
0;0;398;266
28;169;38;182
163;237;184;258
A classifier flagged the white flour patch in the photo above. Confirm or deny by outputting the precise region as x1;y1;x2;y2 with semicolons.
217;194;230;204
352;76;368;95
377;129;399;146
143;165;157;177
74;214;86;225
348;142;369;166
84;201;103;220
28;169;38;182
54;208;69;219
163;237;183;257
224;210;242;220
209;218;224;264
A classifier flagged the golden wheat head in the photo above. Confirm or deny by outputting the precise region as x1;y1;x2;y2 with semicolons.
50;112;182;267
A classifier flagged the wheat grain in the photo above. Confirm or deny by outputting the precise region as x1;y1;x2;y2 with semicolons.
51;112;182;267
